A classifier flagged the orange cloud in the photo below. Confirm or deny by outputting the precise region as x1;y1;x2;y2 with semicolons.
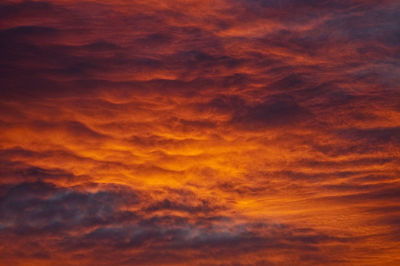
0;0;399;265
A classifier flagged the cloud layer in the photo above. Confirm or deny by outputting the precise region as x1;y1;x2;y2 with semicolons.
1;0;399;265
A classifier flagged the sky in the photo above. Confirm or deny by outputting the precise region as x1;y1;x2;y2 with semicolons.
0;0;399;265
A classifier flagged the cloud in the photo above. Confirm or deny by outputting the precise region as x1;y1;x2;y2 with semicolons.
0;182;140;234
232;94;313;129
0;0;399;265
0;180;347;265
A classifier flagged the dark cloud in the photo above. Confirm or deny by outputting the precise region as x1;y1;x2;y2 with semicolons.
339;126;400;145
0;1;56;19
0;182;140;234
232;94;312;129
144;198;218;214
0;180;347;265
0;25;59;40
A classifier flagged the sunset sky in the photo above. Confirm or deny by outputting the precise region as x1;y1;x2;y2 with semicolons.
0;0;400;265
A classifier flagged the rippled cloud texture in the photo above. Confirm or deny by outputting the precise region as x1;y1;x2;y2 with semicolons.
1;0;400;265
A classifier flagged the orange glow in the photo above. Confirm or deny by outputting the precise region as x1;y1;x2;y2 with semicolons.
0;0;399;265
